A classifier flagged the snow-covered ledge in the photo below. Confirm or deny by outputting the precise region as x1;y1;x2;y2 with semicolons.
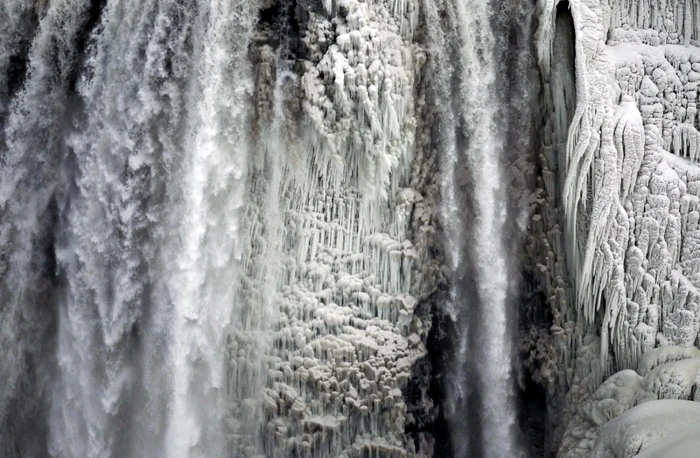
561;346;700;456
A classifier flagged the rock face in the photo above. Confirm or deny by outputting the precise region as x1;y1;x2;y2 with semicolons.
529;0;700;454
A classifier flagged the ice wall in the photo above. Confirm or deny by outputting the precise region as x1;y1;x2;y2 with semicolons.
237;1;442;456
530;0;700;453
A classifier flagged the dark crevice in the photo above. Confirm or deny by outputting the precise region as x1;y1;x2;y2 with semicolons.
532;3;576;455
552;0;577;159
518;284;553;458
67;0;108;95
255;0;317;61
403;287;455;457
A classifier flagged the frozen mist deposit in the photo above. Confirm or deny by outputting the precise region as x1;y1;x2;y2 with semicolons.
528;0;700;456
1;0;700;457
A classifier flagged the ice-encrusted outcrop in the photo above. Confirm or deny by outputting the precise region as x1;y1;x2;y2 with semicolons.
233;1;440;456
530;0;700;453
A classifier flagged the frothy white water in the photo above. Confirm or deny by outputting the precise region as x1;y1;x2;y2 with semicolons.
458;1;519;453
431;0;522;456
0;0;259;455
0;1;97;454
165;1;256;457
50;0;199;455
471;141;518;458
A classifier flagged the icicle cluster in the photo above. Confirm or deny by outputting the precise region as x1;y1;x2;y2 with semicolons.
231;1;439;457
532;0;700;452
608;0;700;47
300;0;423;212
534;0;700;377
0;0;439;456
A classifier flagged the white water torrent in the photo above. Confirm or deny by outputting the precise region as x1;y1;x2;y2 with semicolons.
428;0;534;456
0;0;544;457
448;6;518;455
460;2;520;453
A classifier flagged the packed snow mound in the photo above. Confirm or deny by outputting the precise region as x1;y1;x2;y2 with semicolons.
592;400;700;458
636;435;700;458
637;345;700;376
559;345;700;457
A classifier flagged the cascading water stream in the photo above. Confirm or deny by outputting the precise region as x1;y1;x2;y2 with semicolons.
429;0;536;456
1;0;259;456
0;0;539;456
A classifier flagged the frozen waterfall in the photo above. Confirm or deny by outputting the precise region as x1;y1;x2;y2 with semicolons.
0;0;542;457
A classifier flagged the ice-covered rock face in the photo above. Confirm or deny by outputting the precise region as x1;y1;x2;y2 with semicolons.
531;0;700;454
235;1;440;456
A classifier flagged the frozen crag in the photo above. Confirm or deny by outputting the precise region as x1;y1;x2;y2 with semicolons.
529;0;700;454
233;1;440;456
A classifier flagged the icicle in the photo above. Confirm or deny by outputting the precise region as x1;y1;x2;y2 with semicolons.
672;124;700;163
614;95;645;202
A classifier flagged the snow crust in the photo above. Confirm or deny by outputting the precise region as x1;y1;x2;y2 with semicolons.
593;400;700;458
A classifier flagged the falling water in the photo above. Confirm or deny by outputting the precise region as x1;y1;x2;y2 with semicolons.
1;0;258;456
429;0;537;456
0;0;538;456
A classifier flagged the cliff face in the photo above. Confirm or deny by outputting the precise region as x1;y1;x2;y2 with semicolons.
530;0;700;455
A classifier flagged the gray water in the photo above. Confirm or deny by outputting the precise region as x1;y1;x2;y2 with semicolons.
428;0;538;456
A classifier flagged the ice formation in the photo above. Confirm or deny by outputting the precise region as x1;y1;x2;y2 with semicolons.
0;0;439;456
557;346;700;457
530;0;700;454
239;1;442;455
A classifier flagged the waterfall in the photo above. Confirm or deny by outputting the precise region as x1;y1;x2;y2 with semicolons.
0;0;541;456
1;0;259;455
428;0;537;456
165;1;257;457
